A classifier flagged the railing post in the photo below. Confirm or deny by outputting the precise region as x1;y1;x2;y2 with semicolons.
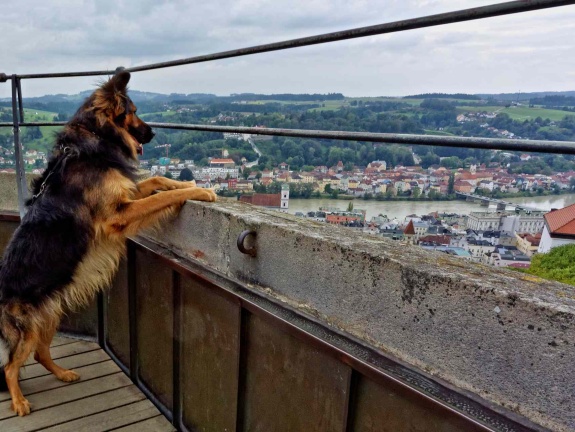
10;75;28;217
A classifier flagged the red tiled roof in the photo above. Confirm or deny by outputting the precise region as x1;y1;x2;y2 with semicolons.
517;232;542;246
418;235;450;245
508;263;530;268
239;194;281;208
526;235;541;246
210;158;235;164
544;204;575;236
404;220;415;235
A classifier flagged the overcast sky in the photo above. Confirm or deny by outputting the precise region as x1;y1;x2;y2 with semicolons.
2;0;575;98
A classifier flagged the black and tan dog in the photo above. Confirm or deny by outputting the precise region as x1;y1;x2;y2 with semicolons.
0;71;216;416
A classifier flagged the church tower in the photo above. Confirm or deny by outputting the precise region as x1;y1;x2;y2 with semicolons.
280;183;290;212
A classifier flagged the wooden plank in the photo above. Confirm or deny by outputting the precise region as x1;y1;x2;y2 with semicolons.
25;341;100;366
0;372;131;420
49;341;100;359
113;415;176;432
0;385;146;432
0;361;120;403
41;399;160;432
50;336;78;348
21;351;110;381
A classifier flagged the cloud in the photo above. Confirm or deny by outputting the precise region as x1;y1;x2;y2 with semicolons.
1;0;574;97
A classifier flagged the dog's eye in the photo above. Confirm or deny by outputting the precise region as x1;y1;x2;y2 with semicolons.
115;113;127;122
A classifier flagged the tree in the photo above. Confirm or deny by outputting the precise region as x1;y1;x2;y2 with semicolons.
421;153;440;169
412;186;421;199
164;172;174;179
440;156;463;169
347;202;354;212
447;173;455;195
179;168;194;181
522;244;575;286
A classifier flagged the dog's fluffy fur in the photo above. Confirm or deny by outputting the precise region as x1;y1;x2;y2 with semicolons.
0;71;216;416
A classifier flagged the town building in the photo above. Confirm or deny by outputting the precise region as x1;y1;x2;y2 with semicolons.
515;233;541;257
466;211;544;234
488;246;531;268
239;193;282;209
238;184;289;212
194;158;239;180
538;204;575;253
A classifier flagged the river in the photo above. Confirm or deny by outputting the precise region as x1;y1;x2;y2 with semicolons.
287;194;575;221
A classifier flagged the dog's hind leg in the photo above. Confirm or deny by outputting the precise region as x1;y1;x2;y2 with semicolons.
34;321;80;383
5;335;37;416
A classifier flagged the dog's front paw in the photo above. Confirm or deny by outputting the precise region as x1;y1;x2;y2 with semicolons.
182;180;196;188
57;369;81;382
203;188;217;202
11;398;31;416
180;187;218;203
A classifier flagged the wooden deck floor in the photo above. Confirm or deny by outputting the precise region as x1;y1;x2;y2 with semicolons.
0;336;175;432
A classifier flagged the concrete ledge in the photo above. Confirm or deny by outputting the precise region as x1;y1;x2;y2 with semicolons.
0;172;37;212
144;198;575;432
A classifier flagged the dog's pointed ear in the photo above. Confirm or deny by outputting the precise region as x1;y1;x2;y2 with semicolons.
100;70;131;96
93;70;132;125
113;70;131;93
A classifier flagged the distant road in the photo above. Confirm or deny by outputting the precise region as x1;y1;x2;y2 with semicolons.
244;137;262;167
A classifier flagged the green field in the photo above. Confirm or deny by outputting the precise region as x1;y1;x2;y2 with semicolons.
457;105;503;113
458;105;571;122
139;110;181;121
424;129;456;136
501;106;571;121
23;108;57;122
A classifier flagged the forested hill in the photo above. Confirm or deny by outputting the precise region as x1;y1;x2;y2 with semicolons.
2;89;575;174
476;91;575;102
404;93;480;100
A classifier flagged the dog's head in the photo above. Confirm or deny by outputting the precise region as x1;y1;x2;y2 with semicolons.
73;70;154;159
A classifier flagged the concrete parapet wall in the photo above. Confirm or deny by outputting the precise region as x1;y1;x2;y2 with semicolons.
145;198;575;432
0;172;36;212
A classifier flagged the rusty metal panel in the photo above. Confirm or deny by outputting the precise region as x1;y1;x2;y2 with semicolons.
179;275;240;432
0;220;18;255
241;313;351;432
349;374;485;432
135;249;174;410
106;258;130;368
59;300;98;337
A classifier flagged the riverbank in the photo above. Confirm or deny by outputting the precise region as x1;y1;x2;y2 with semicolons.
287;194;575;221
290;189;574;202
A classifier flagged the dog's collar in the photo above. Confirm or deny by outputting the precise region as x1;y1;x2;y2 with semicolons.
30;145;75;202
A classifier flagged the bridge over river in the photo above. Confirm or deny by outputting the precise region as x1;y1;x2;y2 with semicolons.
456;192;540;212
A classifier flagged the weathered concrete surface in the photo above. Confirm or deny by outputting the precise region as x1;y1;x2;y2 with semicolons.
145;198;575;432
0;172;37;212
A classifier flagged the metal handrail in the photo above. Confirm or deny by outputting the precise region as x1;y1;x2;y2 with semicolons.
3;121;575;155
